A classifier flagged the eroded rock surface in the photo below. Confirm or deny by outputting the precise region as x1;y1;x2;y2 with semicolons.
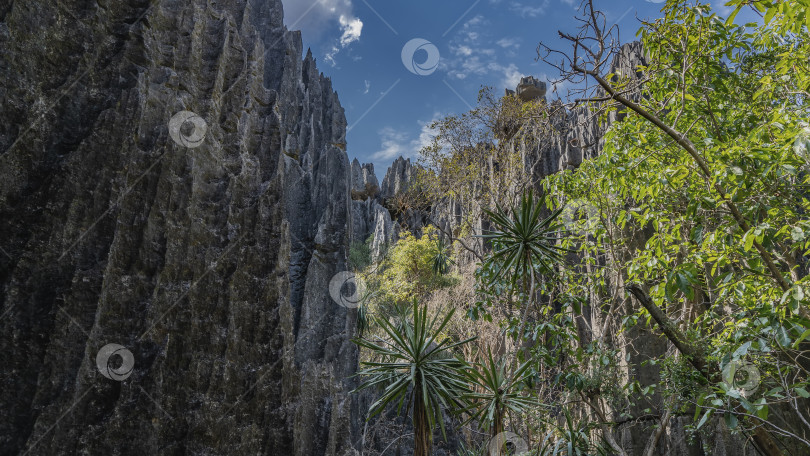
380;156;413;200
0;0;360;454
350;159;379;201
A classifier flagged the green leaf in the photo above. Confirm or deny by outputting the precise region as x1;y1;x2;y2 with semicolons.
744;232;755;252
792;329;810;348
764;6;777;24
733;341;751;358
757;404;769;420
696;409;713;429
725;413;738;429
725;5;742;25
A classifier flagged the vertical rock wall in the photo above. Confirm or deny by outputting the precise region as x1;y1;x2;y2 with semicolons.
0;0;359;454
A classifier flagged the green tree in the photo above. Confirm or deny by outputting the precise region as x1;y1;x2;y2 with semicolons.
372;226;459;308
538;0;810;453
480;192;566;347
460;347;536;454
353;302;474;456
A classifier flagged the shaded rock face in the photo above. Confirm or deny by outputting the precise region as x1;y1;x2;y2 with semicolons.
0;0;360;454
350;197;399;261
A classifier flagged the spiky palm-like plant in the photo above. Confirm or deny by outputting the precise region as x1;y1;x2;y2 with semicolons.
353;301;475;456
479;192;565;343
460;347;537;455
535;410;612;456
431;234;454;276
480;191;564;283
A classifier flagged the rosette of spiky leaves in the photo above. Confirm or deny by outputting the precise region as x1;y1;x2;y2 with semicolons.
479;192;565;285
459;347;537;436
432;235;455;275
536;410;611;456
353;301;475;449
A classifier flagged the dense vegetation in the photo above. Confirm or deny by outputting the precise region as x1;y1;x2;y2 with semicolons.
352;1;810;455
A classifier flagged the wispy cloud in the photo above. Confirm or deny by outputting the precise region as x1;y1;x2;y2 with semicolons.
441;15;526;92
372;127;410;161
281;0;363;66
372;114;442;162
339;14;363;46
509;0;551;17
496;37;521;50
488;0;551;17
501;64;524;90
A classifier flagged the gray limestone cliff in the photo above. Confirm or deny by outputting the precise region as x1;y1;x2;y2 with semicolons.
0;0;360;454
380;156;414;200
349;156;431;265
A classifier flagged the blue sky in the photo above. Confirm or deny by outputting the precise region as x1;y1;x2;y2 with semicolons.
279;0;739;173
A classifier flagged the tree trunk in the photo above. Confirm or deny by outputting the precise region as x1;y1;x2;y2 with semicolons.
492;406;505;456
626;284;783;456
413;386;432;456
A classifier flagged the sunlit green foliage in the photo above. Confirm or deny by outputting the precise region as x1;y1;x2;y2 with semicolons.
368;226;460;309
542;0;810;447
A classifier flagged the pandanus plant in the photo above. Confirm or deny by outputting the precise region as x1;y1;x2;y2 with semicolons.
431;234;454;276
460;347;537;455
353;301;475;456
479;191;565;343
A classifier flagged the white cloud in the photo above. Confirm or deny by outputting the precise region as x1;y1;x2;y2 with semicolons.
509;0;551;17
442;16;528;93
501;64;524;90
465;15;485;27
496;37;520;49
453;45;474;56
339;14;363;46
414;115;441;154
281;0;362;66
372;114;442;162
372;128;410;161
